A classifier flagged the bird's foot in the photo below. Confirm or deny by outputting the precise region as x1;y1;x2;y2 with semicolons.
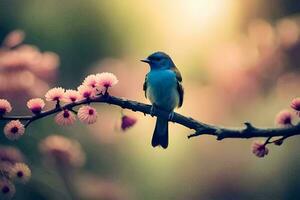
150;105;156;117
168;112;175;121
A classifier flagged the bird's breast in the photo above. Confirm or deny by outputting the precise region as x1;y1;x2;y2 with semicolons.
146;70;179;111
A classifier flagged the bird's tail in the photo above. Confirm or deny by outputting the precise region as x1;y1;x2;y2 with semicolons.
152;117;168;149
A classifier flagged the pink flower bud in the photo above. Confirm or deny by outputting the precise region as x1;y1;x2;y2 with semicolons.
251;140;269;158
274;110;292;127
121;115;137;131
291;97;300;116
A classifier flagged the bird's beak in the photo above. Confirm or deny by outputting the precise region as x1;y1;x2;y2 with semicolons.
140;59;151;64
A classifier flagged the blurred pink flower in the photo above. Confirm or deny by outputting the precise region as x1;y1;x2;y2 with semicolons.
26;98;45;114
77;106;98;124
45;87;65;101
275;110;292;127
290;98;300;116
82;74;98;88
0;161;13;178
63;89;81;103
9;162;31;183
77;85;96;99
251;140;269;158
121;115;137;131
0;31;59;102
247;19;275;48
0;99;12;115
0;179;15;200
54;110;76;126
2;30;25;48
39;135;85;167
3;120;25;141
276;18;299;48
0;146;24;164
96;72;118;90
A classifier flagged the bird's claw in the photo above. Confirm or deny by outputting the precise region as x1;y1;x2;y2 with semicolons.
168;112;175;121
150;105;156;116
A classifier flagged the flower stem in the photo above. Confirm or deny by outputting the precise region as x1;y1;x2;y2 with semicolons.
56;162;78;200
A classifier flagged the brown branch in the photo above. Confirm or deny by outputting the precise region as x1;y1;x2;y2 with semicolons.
1;94;299;141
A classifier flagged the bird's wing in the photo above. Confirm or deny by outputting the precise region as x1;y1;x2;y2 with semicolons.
177;81;184;108
143;74;148;98
172;66;184;107
173;66;182;82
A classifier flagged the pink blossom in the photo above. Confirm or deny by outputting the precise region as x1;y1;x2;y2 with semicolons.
82;74;98;88
77;85;96;99
54;110;76;126
275;110;292;127
45;87;65;101
26;98;45;114
251;140;269;158
77;106;98;124
291;97;300;116
0;99;12;115
121;115;137;131
3;120;25;140
63;89;81;103
96;72;118;89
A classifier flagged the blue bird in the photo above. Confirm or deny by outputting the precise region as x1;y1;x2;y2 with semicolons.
141;52;184;149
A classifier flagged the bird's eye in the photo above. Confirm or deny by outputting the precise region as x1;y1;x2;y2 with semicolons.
153;57;161;61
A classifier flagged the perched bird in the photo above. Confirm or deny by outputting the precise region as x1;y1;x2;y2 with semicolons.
141;52;184;149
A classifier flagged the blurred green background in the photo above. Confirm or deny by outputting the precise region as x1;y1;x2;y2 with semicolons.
1;0;300;199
